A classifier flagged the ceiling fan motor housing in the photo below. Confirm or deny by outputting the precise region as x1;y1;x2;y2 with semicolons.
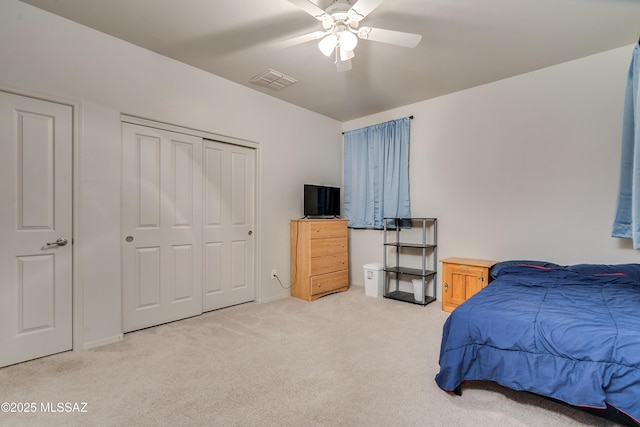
325;0;351;20
323;1;362;33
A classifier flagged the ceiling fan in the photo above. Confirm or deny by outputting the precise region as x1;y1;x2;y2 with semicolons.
286;0;422;72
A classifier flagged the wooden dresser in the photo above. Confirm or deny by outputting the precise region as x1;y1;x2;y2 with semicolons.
290;219;349;301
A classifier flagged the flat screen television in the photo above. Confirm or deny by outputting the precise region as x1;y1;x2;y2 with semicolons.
304;184;340;218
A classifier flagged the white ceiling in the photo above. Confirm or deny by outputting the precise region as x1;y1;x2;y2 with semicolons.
20;0;640;121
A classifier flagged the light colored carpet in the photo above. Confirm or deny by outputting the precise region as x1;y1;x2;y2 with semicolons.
0;286;623;426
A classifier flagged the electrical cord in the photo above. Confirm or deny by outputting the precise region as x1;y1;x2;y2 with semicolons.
273;274;293;290
273;219;300;290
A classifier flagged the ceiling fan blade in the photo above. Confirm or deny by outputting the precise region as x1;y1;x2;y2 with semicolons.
334;47;355;72
276;30;328;48
360;27;422;48
336;58;352;72
348;0;385;21
334;48;352;72
288;0;329;21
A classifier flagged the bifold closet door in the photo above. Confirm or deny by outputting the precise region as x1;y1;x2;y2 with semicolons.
203;140;255;311
0;92;73;367
122;123;203;333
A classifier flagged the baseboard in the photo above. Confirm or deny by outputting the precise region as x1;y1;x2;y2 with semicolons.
257;293;290;304
82;334;124;350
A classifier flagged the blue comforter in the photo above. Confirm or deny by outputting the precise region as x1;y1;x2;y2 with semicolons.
435;263;640;423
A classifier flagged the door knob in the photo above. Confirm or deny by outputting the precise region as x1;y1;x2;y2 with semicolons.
45;237;68;247
248;230;253;236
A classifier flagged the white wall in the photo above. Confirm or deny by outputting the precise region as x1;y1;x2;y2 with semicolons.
345;45;640;288
1;0;342;348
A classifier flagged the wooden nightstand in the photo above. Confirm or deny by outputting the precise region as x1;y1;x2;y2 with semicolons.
440;258;498;312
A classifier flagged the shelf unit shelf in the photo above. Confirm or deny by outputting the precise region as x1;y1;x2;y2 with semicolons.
383;217;437;306
384;266;436;277
386;291;437;305
384;243;437;249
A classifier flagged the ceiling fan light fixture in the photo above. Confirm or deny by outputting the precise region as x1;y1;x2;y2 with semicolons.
318;34;338;56
339;30;358;51
340;47;354;61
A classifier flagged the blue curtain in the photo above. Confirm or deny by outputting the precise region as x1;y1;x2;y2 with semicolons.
612;44;640;248
343;117;411;229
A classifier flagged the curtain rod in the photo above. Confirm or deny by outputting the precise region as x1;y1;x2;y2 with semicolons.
342;116;413;135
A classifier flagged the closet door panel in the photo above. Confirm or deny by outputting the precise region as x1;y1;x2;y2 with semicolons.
203;140;255;311
122;123;202;332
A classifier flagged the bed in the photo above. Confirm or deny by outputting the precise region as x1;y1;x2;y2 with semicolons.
435;261;640;425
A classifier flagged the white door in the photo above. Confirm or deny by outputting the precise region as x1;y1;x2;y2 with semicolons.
0;92;73;367
122;124;203;333
203;140;255;311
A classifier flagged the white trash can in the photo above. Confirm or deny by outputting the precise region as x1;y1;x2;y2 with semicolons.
363;263;385;298
412;279;425;302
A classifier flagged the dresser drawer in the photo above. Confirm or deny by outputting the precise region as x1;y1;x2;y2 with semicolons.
310;270;348;296
309;221;348;239
310;237;347;257
310;253;348;276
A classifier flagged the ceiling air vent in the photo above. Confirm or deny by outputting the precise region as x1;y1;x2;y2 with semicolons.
250;69;297;91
